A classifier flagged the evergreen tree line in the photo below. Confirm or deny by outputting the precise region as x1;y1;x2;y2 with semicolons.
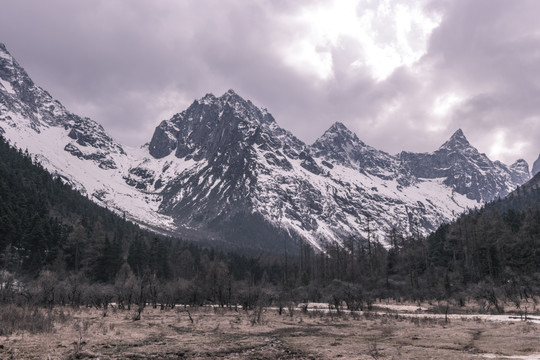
1;135;539;312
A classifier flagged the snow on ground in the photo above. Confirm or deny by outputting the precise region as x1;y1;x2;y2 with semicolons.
299;302;540;325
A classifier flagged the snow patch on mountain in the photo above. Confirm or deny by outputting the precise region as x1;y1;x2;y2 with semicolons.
0;113;175;232
0;78;14;95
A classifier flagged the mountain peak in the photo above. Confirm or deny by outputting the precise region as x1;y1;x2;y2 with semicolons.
440;128;471;150
450;128;468;141
511;158;530;174
507;158;531;189
312;122;364;154
220;89;244;101
149;90;279;158
199;89;248;107
321;122;358;140
512;158;528;167
328;121;350;133
201;92;217;100
311;121;405;178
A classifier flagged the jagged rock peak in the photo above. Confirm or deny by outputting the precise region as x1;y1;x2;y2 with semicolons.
221;89;249;106
196;90;267;118
316;122;362;144
312;121;407;182
511;159;529;172
200;89;246;104
326;121;354;136
440;128;471;150
148;89;281;159
224;88;239;97
451;128;466;139
207;90;274;126
327;121;349;132
200;92;217;103
0;44;35;95
510;158;531;185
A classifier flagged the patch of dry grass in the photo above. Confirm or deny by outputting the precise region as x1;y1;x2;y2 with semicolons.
0;304;539;359
0;304;70;336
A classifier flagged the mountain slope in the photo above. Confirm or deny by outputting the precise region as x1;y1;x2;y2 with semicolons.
0;42;531;251
0;43;175;234
0;133;150;277
311;122;412;185
427;166;540;289
399;129;528;202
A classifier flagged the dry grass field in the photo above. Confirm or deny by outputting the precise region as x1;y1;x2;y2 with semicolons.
1;303;539;359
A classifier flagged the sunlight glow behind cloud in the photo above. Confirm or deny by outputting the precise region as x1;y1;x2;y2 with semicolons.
281;0;441;81
3;0;539;166
433;93;462;116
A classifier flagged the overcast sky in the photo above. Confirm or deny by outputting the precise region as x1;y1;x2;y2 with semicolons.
1;0;539;166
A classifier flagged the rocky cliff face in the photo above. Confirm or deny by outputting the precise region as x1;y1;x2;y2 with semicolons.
0;42;532;251
399;129;528;202
311;122;412;185
134;90;328;249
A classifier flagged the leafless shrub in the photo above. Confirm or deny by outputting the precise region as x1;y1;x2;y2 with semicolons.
0;304;68;335
351;311;361;320
250;305;265;325
0;271;17;303
368;341;381;359
133;303;144;321
287;302;295;318
71;319;90;357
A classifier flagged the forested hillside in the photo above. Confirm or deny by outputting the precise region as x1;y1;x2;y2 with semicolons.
426;173;540;306
0;135;160;279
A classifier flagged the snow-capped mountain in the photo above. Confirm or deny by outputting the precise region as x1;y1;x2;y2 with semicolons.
133;90;528;249
0;45;124;170
0;43;531;251
0;43;175;233
399;129;530;202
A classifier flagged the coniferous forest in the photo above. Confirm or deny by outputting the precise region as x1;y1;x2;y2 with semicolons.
0;134;539;313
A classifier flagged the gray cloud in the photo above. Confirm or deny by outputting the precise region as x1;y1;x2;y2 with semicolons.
0;0;539;165
419;0;540;164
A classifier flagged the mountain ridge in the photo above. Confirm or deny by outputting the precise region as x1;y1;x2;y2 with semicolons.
0;42;532;251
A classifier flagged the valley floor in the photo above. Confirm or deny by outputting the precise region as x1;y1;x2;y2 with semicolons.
2;303;540;359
